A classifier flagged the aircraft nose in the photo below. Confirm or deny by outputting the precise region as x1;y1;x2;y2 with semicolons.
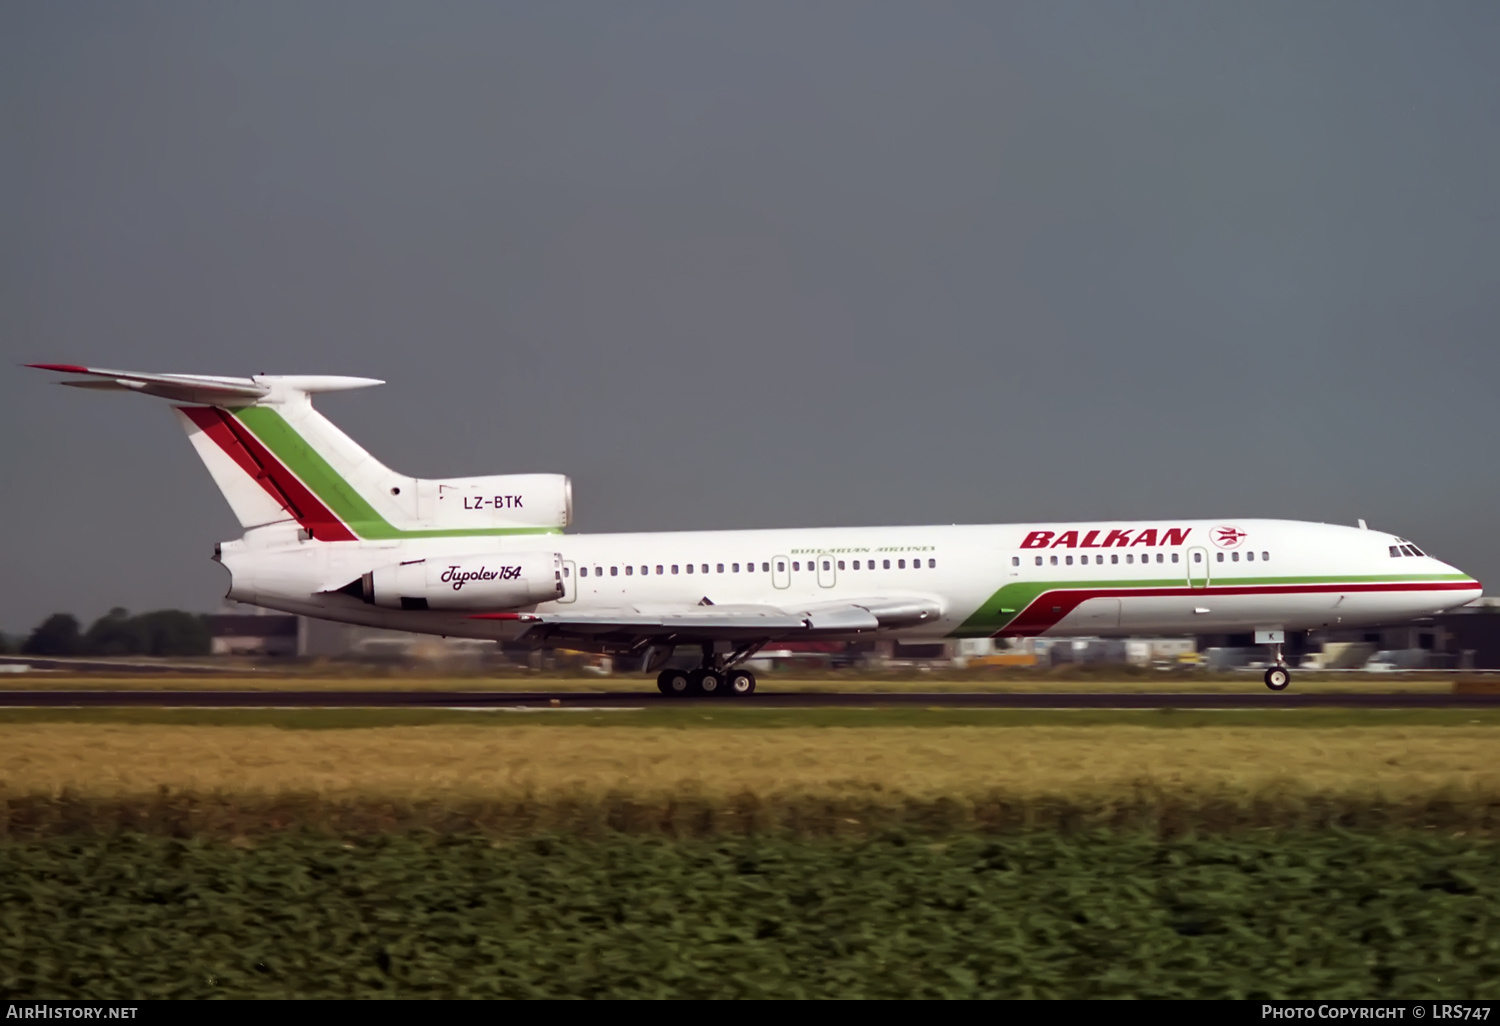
1446;565;1482;606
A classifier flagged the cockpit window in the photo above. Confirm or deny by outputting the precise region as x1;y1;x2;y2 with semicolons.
1409;545;1425;556
1400;545;1418;557
1390;546;1402;558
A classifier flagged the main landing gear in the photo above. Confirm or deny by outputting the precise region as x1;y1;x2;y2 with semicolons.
1263;638;1291;691
656;643;761;698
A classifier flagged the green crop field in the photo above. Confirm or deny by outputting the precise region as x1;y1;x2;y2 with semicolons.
3;831;1498;998
4;713;1497;998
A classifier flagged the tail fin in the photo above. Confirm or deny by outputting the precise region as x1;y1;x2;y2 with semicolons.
28;364;571;540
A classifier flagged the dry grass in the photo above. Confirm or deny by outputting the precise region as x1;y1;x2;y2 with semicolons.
2;724;1497;801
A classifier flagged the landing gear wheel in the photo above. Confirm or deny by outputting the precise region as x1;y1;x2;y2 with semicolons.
726;668;756;697
1264;667;1291;692
692;669;724;696
658;669;691;697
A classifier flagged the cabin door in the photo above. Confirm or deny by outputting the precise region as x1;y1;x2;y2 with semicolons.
1187;548;1210;589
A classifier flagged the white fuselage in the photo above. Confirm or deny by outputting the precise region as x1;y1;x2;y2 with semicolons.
217;518;1480;647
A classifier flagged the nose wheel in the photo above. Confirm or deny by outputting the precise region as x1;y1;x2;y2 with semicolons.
1263;638;1291;691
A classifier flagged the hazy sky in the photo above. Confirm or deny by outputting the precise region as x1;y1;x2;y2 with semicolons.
3;2;1498;633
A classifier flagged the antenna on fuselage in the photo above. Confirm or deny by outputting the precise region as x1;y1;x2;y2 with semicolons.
1358;519;1368;529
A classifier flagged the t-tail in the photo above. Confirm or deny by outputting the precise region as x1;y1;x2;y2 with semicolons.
25;364;572;540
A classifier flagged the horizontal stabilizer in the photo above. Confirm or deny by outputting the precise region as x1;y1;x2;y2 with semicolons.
26;364;382;406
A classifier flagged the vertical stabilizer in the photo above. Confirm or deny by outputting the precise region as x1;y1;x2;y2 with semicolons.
29;364;572;541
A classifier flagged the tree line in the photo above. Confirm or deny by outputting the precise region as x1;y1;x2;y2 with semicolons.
7;608;211;657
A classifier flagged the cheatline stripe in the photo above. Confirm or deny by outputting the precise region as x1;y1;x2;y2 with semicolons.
226;406;560;540
181;407;357;541
979;580;1480;637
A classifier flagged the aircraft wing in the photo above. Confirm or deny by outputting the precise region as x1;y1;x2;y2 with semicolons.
472;596;942;640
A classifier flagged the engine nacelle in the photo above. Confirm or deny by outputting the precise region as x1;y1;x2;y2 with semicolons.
415;474;572;530
362;552;564;610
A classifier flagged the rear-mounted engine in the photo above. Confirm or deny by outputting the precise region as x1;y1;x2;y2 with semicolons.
345;552;564;611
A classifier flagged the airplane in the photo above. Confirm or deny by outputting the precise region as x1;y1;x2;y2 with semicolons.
27;364;1483;695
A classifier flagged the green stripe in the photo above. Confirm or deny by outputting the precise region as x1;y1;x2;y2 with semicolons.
952;575;1476;638
232;407;561;540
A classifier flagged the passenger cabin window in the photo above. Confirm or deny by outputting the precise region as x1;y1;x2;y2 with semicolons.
656;565;663;575
718;564;725;573
1012;556;1020;567
580;567;588;577
625;566;632;575
1232;552;1239;562
1065;556;1073;565
884;559;892;569
838;560;845;570
702;564;708;574
1035;556;1043;566
1246;552;1254;561
686;564;694;574
791;562;799;571
732;563;739;572
777;561;785;572
1049;556;1057;566
1262;551;1269;561
1171;553;1179;563
762;562;769;572
1111;554;1119;564
746;561;755;572
1156;553;1164;563
1216;552;1224;562
822;560;831;570
671;565;679;574
564;567;571;577
898;559;906;568
929;559;936;568
610;567;618;576
1193;552;1202;563
595;567;602;577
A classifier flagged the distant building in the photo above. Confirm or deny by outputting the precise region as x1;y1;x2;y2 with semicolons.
207;601;495;662
208;605;298;656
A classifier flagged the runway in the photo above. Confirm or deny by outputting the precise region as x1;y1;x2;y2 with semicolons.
1;690;1499;709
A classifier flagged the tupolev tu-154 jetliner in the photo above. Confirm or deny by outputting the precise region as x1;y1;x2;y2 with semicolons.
29;365;1482;695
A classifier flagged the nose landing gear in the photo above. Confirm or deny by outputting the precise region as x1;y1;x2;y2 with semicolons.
1263;636;1291;691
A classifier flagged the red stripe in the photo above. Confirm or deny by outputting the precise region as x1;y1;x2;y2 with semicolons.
182;406;357;542
26;363;92;373
999;581;1480;637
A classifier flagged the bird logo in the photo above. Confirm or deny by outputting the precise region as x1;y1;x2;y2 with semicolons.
1213;526;1247;549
